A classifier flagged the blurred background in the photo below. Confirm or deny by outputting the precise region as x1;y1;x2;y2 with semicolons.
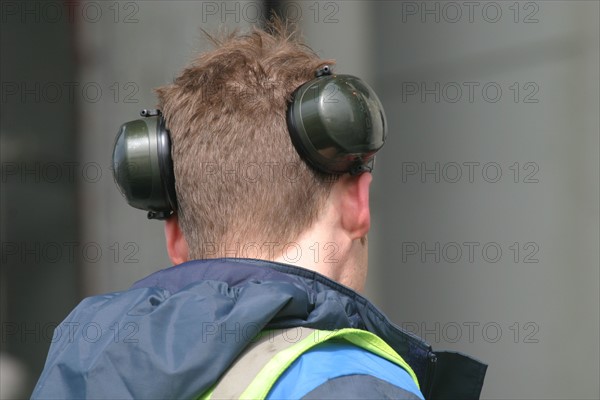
1;1;598;398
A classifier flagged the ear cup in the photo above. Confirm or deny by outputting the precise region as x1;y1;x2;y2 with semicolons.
286;74;387;174
112;110;176;219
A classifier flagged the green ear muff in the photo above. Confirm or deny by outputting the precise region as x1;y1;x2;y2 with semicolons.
112;67;387;219
286;66;387;175
112;109;176;219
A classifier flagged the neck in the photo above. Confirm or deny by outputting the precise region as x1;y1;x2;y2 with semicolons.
273;230;368;292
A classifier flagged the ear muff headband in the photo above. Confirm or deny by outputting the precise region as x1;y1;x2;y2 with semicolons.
112;67;387;219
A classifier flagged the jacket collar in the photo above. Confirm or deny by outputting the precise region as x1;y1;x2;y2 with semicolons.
132;258;486;399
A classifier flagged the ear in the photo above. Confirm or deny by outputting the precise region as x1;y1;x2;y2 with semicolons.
337;172;372;240
164;215;189;265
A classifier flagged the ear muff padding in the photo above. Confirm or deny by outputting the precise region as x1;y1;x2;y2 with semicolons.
286;74;387;174
112;111;176;219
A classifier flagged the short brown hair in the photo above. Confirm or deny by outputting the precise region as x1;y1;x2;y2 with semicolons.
156;20;335;260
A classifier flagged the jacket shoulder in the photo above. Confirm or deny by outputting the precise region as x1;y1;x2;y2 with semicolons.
303;375;423;400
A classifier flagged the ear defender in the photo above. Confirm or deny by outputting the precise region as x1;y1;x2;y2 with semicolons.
286;66;387;175
112;109;177;220
112;67;387;219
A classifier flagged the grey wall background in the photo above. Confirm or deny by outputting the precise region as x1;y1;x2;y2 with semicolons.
1;1;598;399
369;2;599;399
1;3;80;397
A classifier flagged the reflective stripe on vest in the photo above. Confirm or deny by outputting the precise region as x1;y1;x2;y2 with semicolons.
199;327;420;400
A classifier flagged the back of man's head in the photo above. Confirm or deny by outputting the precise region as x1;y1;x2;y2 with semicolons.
156;20;336;260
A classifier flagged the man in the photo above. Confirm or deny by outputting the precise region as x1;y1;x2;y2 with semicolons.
33;20;486;399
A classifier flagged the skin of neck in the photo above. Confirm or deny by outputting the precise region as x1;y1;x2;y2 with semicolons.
165;173;372;293
272;194;370;292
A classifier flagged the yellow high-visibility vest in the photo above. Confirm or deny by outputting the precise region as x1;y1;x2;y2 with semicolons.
199;327;420;400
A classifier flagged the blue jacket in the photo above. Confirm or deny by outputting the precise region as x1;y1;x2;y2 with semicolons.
33;258;486;399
